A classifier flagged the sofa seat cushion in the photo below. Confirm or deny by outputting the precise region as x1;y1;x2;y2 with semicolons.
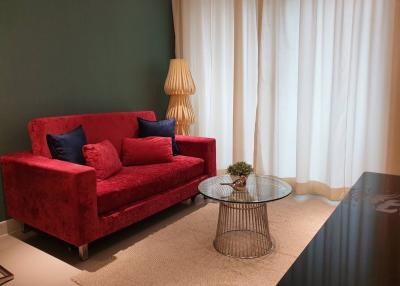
96;155;205;214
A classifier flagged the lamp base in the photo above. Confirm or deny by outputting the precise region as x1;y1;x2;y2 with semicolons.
166;95;195;135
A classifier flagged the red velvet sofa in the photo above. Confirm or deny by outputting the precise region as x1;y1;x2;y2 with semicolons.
0;111;216;259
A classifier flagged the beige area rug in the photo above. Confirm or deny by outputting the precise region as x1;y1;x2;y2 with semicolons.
72;196;335;286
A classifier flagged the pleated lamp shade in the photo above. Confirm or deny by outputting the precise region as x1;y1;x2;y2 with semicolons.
164;59;196;96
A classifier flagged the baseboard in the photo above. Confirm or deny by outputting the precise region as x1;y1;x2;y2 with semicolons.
0;218;22;237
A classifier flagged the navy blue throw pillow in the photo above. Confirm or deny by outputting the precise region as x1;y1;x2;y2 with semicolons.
137;118;179;155
46;125;87;165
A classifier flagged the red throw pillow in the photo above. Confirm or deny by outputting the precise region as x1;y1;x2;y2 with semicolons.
122;137;173;166
83;140;122;180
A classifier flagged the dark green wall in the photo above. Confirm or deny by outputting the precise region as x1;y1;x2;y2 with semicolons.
0;0;174;221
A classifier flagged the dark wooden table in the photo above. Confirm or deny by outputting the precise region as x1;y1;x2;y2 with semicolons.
278;172;400;286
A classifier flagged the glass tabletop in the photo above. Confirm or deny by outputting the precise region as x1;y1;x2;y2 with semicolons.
198;175;292;204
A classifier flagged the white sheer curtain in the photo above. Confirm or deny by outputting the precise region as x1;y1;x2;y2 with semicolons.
173;0;399;199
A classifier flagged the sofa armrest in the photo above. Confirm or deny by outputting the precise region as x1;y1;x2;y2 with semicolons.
176;135;216;177
0;152;97;246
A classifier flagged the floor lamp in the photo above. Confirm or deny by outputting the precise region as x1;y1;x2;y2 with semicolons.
164;59;196;135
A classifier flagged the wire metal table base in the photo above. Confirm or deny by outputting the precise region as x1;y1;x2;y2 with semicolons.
213;202;273;258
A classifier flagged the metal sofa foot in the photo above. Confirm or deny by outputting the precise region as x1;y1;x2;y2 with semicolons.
78;244;88;261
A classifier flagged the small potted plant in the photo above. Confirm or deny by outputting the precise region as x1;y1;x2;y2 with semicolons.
226;161;254;187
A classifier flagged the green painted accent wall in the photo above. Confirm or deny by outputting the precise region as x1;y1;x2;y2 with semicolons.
0;0;174;221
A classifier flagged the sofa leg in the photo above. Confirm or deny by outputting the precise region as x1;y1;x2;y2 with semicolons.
78;244;88;261
22;224;32;233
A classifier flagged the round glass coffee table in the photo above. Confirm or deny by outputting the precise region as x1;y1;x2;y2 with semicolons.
198;174;292;258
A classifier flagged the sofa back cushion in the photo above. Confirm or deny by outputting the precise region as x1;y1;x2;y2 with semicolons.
28;111;156;158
